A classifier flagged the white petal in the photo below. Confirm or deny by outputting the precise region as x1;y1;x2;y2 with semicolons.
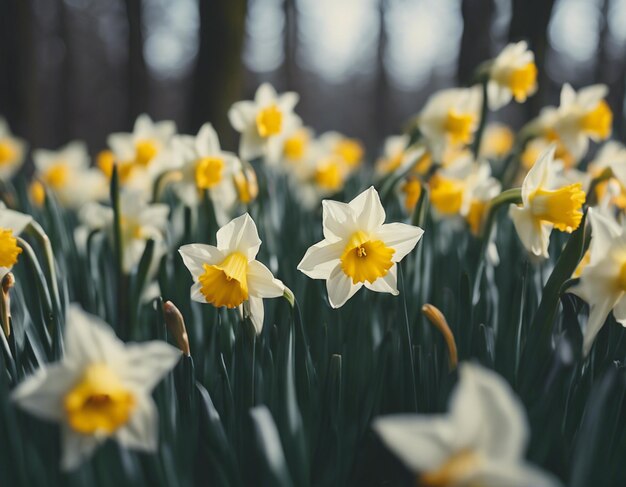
0;208;32;235
614;295;626;324
583;297;617;357
322;199;356;241
61;426;101;471
247;295;265;334
117;341;181;392
509;206;551;258
190;281;205;303
115;396;159;452
196;123;220;155
350;186;386;233
372;415;455;473
326;264;362;308
278;91;299;112
560;83;576;108
375;223;424;262
216;213;262;260
364;264;398;295
238;131;264;160
228;101;256;132
255;83;277;105
588;208;622;264
179;244;224;277
522;145;556;204
297;239;343;279
11;363;78;421
247;260;284;298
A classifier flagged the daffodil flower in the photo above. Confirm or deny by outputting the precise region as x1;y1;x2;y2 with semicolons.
228;83;301;163
0;205;32;280
571;209;626;356
32;141;107;209
0;118;26;182
179;213;285;332
418;87;482;162
509;146;586;258
479;123;514;159
587;141;626;209
171;123;240;215
373;363;561;487
488;41;538;110
281;126;314;167
375;135;425;177
11;305;181;470
297;186;424;308
317;131;364;171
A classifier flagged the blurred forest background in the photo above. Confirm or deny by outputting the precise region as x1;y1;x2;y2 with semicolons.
1;0;625;158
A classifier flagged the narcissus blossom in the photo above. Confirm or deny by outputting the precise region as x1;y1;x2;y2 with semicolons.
12;305;181;470
32;141;107;209
571;209;626;356
509;146;585;258
228;83;301;163
375;135;425;177
0;205;32;280
373;363;561;487
179;213;285;332
297;186;424;308
0;118;26;182
488;41;538;110
417;87;482;162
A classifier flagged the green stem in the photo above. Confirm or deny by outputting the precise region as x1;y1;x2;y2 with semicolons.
26;221;61;311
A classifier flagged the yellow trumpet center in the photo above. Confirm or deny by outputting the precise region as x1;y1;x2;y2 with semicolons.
401;178;422;212
0;139;17;165
283;130;309;161
256;104;283;137
334;139;364;168
507;62;537;101
340;230;395;285
419;450;481;487
315;159;344;192
444;110;474;145
0;228;22;268
429;175;464;215
234;169;259;204
529;183;586;232
195;157;224;190
198;252;249;308
580;100;612;139
64;363;136;435
134;139;159;166
467;199;487;235
29;180;46;207
42;162;69;189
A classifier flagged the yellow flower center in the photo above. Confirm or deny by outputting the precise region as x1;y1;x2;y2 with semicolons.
573;249;591;279
529;183;586;232
42;162;69;189
134;139;158;166
618;262;626;291
580;100;612;139
64;363;135;435
315;159;344;192
0;139;17;165
444;110;474;145
334;139;363;168
0;228;22;268
429;175;464;215
340;230;395;285
401;178;422;211
419;450;481;487
29;180;46;207
283;130;309;161
256;104;283;137
120;217;144;241
481;126;514;158
234;169;259;204
507;62;537;101
97;151;136;183
195;157;224;190
467;199;487;235
413;152;433;175
378;151;404;174
198;252;249;308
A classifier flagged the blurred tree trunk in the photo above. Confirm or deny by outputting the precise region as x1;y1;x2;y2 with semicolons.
124;0;148;125
458;0;494;86
374;0;388;145
283;0;297;90
508;0;556;118
190;0;247;149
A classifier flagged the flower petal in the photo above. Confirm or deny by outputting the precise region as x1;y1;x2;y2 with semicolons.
247;260;285;298
196;122;220;155
322;199;355;241
115;396;159;452
61;426;101;471
118;341;181;392
376;223;424;262
297;239;343;279
179;244;224;277
216;213;262;260
228;101;256;132
364;264;399;295
522;145;556;204
583;297;618;357
509;206;551;258
326;264;361;308
350;186;386;233
0;208;32;235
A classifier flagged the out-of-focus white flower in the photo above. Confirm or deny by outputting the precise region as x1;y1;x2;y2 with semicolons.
79;191;169;273
479;123;515;160
571;209;626;356
179;213;284;333
298;187;423;308
316;131;364;171
0;205;32;280
228;83;301;163
551;84;612;160
32;141;107;209
588;141;626;201
12;305;180;471
488;41;538;110
375;135;425;177
418;87;482;162
0;118;27;181
509;146;585;258
373;363;561;487
171;123;240;215
280;126;314;168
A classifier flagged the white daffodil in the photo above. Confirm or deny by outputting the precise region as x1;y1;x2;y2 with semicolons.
0;118;27;181
375;135;425;177
79;191;169;274
280;126;314;169
551;84;612;160
228;83;301;163
373;363;561;487
12;305;181;471
171;123;240;213
509;146;586;258
570;209;626;356
32;141;107;209
488;41;538;110
316;131;364;172
418;87;482;162
179;213;285;333
297;186;424;308
479;123;514;160
0;205;32;280
105;114;177;192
